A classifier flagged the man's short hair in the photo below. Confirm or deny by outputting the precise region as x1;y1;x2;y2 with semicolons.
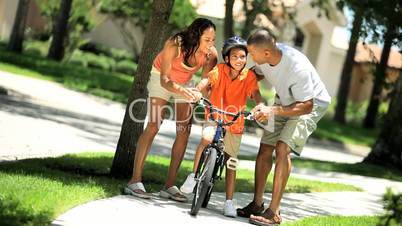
247;29;277;50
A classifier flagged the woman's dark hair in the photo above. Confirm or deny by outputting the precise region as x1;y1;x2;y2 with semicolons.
172;18;216;66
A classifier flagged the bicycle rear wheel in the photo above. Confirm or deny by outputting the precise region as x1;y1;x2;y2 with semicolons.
190;147;217;216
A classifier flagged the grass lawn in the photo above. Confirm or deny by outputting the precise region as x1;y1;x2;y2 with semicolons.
238;155;402;182
283;215;384;226
0;152;362;225
312;115;379;147
0;45;132;103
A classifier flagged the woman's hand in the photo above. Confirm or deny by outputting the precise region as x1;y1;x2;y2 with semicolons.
180;87;202;102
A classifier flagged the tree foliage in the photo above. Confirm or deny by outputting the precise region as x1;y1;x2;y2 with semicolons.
99;0;196;34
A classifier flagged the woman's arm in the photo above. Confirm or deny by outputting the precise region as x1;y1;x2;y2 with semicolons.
159;39;197;101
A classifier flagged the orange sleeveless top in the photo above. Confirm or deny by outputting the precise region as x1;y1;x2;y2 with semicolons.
152;38;207;84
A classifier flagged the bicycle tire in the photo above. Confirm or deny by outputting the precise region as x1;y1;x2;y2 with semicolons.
201;185;213;208
190;147;217;216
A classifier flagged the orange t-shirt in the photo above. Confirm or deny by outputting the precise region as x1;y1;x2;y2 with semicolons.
153;42;206;84
207;63;259;134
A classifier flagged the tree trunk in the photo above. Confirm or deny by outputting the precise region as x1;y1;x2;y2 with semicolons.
47;0;73;61
363;72;402;169
362;23;396;128
110;0;175;178
333;11;363;124
7;0;30;53
224;0;235;40
241;0;259;38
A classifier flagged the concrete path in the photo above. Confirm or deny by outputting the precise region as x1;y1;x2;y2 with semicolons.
2;71;400;226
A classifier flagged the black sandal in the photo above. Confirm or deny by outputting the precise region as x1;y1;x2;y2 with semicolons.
236;201;264;218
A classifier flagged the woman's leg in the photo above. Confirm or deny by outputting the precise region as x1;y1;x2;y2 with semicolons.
165;102;193;188
128;97;167;185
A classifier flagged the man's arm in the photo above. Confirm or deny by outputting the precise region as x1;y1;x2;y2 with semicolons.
252;99;313;122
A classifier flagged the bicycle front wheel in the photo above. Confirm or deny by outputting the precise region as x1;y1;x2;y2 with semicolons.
190;147;217;216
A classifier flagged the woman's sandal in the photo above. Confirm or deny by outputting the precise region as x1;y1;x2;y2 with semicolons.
249;208;282;226
159;186;188;202
236;201;265;218
124;182;152;199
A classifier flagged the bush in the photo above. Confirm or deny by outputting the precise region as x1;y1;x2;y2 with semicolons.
24;40;49;57
68;50;88;67
115;60;137;75
79;42;134;62
110;48;133;61
85;53;115;71
379;189;402;226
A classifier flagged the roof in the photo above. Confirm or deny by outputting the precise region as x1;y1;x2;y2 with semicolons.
355;42;402;69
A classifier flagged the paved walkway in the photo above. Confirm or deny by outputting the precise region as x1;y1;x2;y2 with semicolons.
1;71;401;226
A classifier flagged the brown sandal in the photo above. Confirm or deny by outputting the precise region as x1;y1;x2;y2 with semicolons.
236;201;265;218
249;208;282;226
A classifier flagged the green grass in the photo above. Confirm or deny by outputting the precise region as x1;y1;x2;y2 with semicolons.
312;115;379;147
238;156;402;182
0;45;132;103
0;152;362;225
283;215;383;226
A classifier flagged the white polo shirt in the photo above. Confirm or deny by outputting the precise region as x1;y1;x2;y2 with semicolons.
255;43;331;106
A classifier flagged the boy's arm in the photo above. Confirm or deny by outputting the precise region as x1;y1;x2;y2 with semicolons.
251;89;264;105
250;65;265;81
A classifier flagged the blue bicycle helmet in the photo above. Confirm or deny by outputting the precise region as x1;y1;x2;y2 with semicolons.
221;36;248;59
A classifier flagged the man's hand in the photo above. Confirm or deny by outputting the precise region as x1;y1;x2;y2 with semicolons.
251;103;273;122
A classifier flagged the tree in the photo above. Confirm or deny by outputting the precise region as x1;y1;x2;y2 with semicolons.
333;10;363;124
110;0;175;178
47;0;73;61
40;0;95;61
241;0;272;38
7;0;30;53
363;23;398;128
224;0;235;40
99;0;195;61
363;72;402;169
362;0;402;128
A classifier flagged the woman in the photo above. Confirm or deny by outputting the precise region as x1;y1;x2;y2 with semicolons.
125;18;218;202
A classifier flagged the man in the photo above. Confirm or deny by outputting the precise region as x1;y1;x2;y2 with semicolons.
237;29;331;225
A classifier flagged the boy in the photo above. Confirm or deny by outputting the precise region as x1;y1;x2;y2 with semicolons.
180;36;264;217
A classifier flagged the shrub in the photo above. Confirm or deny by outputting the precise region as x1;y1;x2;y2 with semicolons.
85;53;115;71
115;60;137;75
379;189;402;226
68;50;88;67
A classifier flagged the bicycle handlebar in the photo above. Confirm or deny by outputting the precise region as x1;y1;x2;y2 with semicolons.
196;97;254;126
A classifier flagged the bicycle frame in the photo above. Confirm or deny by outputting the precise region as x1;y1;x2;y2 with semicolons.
190;98;252;215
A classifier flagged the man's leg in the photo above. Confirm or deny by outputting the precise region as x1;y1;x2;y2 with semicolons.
268;140;292;214
253;143;275;206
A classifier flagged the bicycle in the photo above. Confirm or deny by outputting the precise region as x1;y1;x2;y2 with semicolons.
190;97;254;216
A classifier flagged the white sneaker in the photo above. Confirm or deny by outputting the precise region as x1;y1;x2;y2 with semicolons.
180;173;196;194
223;199;237;218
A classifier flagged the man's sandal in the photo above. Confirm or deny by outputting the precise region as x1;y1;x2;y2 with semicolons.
124;182;152;199
249;208;282;226
160;186;188;202
236;201;265;218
